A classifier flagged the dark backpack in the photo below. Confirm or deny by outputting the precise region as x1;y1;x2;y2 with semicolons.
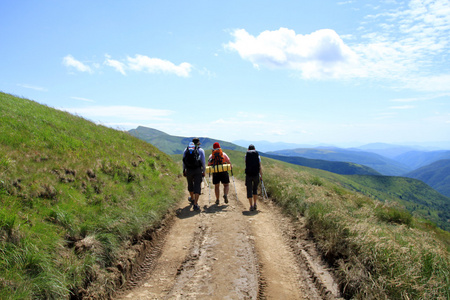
245;150;260;175
183;146;202;169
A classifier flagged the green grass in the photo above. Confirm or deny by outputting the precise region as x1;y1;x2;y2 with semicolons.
259;162;450;299
0;92;184;299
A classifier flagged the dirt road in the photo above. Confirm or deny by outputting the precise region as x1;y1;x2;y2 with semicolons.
115;178;340;299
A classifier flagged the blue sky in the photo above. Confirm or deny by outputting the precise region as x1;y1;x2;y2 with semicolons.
1;0;449;147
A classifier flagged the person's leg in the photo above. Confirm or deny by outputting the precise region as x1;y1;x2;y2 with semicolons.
253;194;258;209
192;169;202;210
245;175;254;210
252;175;259;209
214;184;220;203
223;184;229;197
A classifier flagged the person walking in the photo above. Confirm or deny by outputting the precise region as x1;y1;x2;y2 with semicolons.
245;144;262;211
182;138;206;211
208;142;232;205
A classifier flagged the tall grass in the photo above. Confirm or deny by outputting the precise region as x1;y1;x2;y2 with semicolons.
0;92;184;298
262;163;450;299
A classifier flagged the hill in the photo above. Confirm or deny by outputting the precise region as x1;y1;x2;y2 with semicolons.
405;159;450;198
129;126;246;155
131;127;381;176
395;150;450;170
269;147;410;175
260;152;381;176
342;175;450;231
2;93;449;299
355;142;422;159
0;92;185;298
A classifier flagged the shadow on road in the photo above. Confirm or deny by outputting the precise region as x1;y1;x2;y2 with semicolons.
175;204;200;219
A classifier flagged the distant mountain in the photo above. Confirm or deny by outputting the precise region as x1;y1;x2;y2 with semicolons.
260;152;381;176
268;147;410;176
129;127;380;176
232;139;334;153
405;159;450;198
355;143;422;159
128;126;246;155
394;150;450;170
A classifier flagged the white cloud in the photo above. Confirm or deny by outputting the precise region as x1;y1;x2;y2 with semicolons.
64;54;193;77
225;28;360;79
62;55;93;73
225;0;450;88
17;84;47;92
104;55;126;75
62;105;174;121
402;74;450;92
126;54;192;77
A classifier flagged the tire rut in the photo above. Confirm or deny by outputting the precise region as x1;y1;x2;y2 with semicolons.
115;179;341;299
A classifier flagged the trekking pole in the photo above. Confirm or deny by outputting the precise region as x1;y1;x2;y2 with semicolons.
230;168;239;202
205;175;211;205
260;174;268;200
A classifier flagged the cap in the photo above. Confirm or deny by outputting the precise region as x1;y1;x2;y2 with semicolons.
213;142;220;149
248;144;255;150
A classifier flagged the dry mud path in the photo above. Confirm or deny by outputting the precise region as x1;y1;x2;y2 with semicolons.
115;178;341;299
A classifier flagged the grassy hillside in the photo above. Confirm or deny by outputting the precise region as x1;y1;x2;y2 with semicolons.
244;152;449;299
0;92;184;299
270;147;411;175
194;149;450;299
405;159;450;198
343;175;450;231
129;126;247;154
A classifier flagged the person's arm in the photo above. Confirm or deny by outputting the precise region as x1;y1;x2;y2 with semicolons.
224;153;231;164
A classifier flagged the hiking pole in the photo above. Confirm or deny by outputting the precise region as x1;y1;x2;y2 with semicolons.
230;168;239;202
260;174;268;200
205;176;211;205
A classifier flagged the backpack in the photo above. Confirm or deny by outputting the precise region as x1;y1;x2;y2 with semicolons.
211;148;224;166
183;143;202;169
245;150;260;175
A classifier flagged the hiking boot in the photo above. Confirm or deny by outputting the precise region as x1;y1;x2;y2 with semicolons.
193;204;200;211
254;204;257;210
215;199;219;205
188;196;194;204
250;205;254;211
223;195;228;204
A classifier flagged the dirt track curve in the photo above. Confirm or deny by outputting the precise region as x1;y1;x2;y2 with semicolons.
115;178;341;299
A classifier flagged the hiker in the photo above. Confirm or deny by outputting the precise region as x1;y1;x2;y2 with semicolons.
208;142;232;205
182;138;206;211
245;144;262;211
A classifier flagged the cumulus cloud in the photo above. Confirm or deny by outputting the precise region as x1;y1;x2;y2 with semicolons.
126;55;192;77
104;55;126;75
64;54;192;77
62;55;93;73
225;0;450;88
226;28;359;79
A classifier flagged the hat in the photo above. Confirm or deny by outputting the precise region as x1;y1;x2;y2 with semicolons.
192;138;200;145
213;142;220;149
188;142;195;152
248;144;255;150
